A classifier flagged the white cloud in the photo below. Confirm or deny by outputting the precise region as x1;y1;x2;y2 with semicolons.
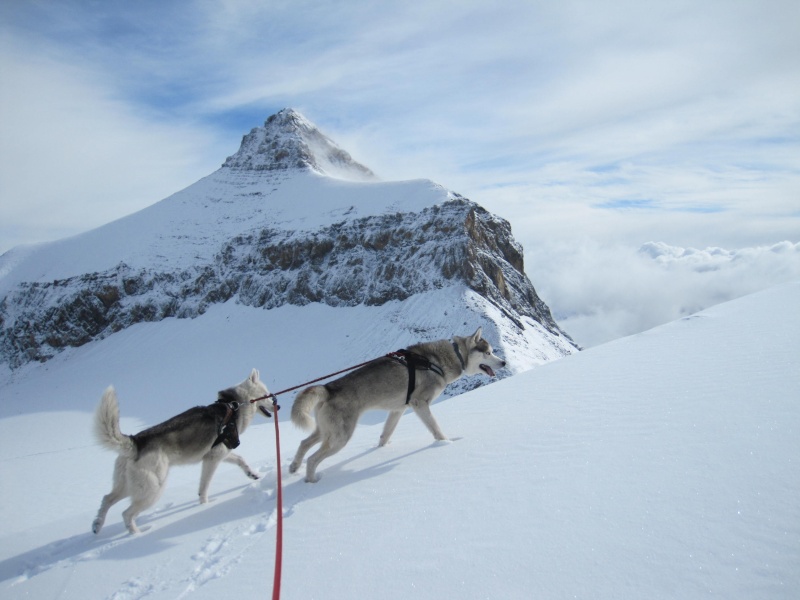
528;241;800;347
0;35;225;253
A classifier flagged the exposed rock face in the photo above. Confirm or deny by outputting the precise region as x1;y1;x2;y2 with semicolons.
222;108;376;180
0;109;577;371
0;199;569;368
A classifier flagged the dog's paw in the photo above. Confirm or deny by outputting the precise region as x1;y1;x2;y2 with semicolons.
304;474;320;483
288;462;300;474
246;471;260;480
126;523;149;535
129;524;151;535
91;519;103;535
432;438;453;446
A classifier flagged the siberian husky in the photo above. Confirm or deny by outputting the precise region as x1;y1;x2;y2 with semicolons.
289;327;506;482
92;369;273;534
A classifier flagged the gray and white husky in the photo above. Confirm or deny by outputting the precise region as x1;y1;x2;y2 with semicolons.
92;369;273;534
289;327;506;482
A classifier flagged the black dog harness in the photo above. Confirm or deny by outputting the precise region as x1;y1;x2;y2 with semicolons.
388;349;445;404
212;400;241;449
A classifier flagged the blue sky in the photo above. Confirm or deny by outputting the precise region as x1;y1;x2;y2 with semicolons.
1;0;799;345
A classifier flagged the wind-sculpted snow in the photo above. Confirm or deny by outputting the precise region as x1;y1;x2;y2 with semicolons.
0;199;574;369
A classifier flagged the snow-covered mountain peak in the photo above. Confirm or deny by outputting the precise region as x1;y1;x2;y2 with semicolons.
0;112;578;374
222;108;376;181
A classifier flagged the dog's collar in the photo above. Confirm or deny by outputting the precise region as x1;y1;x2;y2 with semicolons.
452;340;466;372
217;388;244;406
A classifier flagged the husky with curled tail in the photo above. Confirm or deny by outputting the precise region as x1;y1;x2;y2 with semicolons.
92;369;273;535
289;328;506;482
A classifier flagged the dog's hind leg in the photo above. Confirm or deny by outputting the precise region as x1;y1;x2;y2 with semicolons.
123;496;154;534
122;491;158;534
304;437;345;483
289;428;321;475
378;410;404;447
304;422;356;483
92;456;128;534
224;452;259;480
411;403;448;442
123;457;167;534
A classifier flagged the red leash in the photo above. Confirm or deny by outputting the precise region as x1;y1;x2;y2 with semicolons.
270;398;283;600
250;353;400;600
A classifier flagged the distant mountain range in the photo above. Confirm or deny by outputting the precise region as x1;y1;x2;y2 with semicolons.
0;108;577;385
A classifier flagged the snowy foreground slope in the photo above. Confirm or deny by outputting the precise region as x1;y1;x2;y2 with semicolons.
0;282;798;599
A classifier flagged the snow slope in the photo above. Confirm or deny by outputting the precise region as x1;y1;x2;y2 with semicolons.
0;282;798;599
0;170;450;292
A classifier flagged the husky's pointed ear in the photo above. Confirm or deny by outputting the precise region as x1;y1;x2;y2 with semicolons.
250;368;260;383
472;327;483;342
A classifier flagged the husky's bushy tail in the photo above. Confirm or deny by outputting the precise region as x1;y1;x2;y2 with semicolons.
94;387;137;457
291;386;327;431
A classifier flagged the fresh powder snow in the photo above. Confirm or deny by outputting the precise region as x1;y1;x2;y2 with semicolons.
0;281;798;599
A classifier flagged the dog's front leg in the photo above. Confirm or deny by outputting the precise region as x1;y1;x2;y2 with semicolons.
411;403;448;442
224;452;260;480
378;410;404;446
199;457;222;504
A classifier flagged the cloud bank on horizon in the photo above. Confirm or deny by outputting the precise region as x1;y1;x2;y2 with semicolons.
528;241;800;347
1;0;798;346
